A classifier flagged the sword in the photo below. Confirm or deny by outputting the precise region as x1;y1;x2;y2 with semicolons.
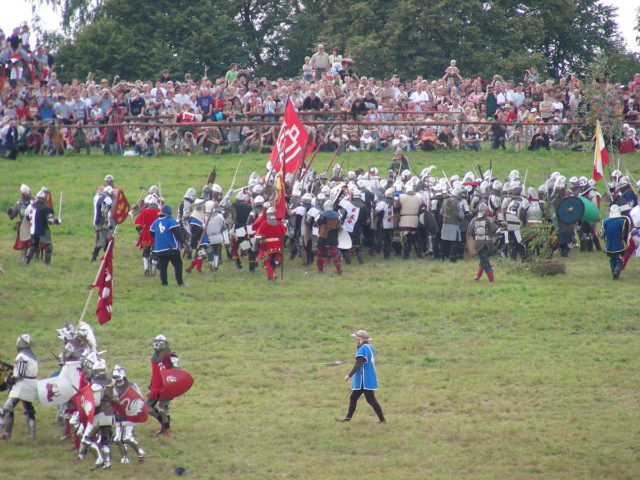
58;192;63;222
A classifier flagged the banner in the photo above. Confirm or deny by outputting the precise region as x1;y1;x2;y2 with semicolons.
269;99;309;174
592;119;610;182
37;376;76;407
93;240;114;325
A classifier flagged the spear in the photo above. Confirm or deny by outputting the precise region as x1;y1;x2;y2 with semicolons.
58;192;63;222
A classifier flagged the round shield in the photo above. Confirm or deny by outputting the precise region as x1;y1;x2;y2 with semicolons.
421;211;439;235
159;369;194;401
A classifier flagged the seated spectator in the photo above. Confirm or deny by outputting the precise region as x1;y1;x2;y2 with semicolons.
165;129;181;153
437;125;457;149
529;126;551;150
197;127;222;154
350;97;368;120
462;125;481;151
359;129;375;151
1;118;26;159
302;90;322;111
25;122;44;155
417;127;438;151
181;131;197;154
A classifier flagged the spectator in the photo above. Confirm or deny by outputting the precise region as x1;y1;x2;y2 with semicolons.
529;126;551;150
490;114;507;150
462;125;481;151
310;44;331;81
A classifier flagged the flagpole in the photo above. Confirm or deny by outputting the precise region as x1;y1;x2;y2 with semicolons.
78;226;117;324
323;144;341;175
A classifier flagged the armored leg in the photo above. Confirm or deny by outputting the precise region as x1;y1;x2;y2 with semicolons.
43;244;53;265
23;401;36;438
1;398;20;439
91;246;101;262
354;246;364;264
122;424;145;462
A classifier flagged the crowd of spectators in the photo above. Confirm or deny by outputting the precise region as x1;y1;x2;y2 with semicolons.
1;30;639;159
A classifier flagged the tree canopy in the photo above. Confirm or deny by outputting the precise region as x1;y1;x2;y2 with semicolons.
38;0;634;83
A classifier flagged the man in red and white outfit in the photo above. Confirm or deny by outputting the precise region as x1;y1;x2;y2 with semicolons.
253;207;287;281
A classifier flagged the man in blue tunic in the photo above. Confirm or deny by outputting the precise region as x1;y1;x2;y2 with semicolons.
602;205;630;280
336;330;385;423
150;205;184;286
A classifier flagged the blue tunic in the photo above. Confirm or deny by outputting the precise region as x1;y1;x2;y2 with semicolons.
151;216;181;252
603;216;629;253
351;343;378;390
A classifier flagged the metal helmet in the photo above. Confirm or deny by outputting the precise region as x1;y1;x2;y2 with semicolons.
333;164;342;177
185;187;197;200
509;169;520;181
317;193;327;203
323;200;334;211
550;171;561;181
20;184;31;195
212;184;223;194
492;180;502;192
611;169;622;179
36;190;47;200
619;176;630;187
16;333;32;350
301;193;313;204
266;207;277;221
538;184;547;198
57;323;76;342
588;179;597;189
152;334;168;351
463;171;475;183
104;174;114;185
252;184;264;195
568;176;579;187
401;169;411;180
510;184;522;196
479;180;489;194
145;194;159;208
149;185;159;195
528;186;539;201
578;176;588;188
384;188;394;198
450;174;460;183
320;185;331;196
404;183;415;194
91;359;108;378
554;177;566;190
112;365;126;383
452;186;464;198
347;170;356;181
609;205;621;218
477;203;488;217
501;181;511;194
235;191;247;203
254;195;265;206
202;185;212;197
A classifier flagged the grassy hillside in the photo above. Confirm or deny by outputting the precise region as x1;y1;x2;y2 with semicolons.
0;148;639;480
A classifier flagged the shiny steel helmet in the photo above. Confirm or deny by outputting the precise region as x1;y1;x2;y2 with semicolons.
266;207;277;221
301;193;313;204
491;180;502;192
317;193;327;203
479;180;489;194
16;333;32;350
36;190;47;200
91;359;108;378
509;169;520;181
619;176;630;187
112;365;126;383
528;186;539;201
384;188;394;198
253;195;265;207
212;184;223;194
568;176;579;187
20;184;31;195
323;200;334;211
152;334;168;351
149;185;159;195
252;184;264;196
104;174;114;186
578;176;588;188
145;194;159;207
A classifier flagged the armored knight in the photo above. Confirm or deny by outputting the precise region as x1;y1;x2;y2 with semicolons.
6;184;32;261
24;189;61;265
0;334;38;440
91;185;115;261
111;365;146;464
147;334;180;436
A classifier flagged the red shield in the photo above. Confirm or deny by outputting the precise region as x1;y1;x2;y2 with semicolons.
159;369;194;401
113;188;131;224
113;386;148;423
71;384;95;424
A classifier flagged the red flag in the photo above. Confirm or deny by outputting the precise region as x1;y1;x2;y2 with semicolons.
112;386;148;423
269;99;309;174
93;240;114;325
112;188;131;224
592;119;609;181
274;158;287;220
71;383;95;424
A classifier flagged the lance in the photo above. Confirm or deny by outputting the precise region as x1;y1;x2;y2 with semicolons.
323;144;341;175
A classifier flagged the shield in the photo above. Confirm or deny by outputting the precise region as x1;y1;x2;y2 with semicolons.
421;211;439;236
112;188;131;224
113;386;148;423
556;196;600;225
337;228;352;250
71;384;95;424
37;376;76;407
0;360;13;392
159;368;194;401
235;225;255;251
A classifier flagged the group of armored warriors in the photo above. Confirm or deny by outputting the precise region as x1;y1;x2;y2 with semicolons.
119;160;639;281
6;154;639;281
0;324;180;470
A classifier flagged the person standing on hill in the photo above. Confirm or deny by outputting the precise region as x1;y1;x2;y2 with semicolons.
310;44;331;81
336;330;386;423
150;205;184;286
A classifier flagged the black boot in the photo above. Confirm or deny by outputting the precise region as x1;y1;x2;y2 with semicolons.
91;246;101;262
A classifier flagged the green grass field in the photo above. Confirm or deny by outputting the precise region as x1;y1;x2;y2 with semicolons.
0;148;639;480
